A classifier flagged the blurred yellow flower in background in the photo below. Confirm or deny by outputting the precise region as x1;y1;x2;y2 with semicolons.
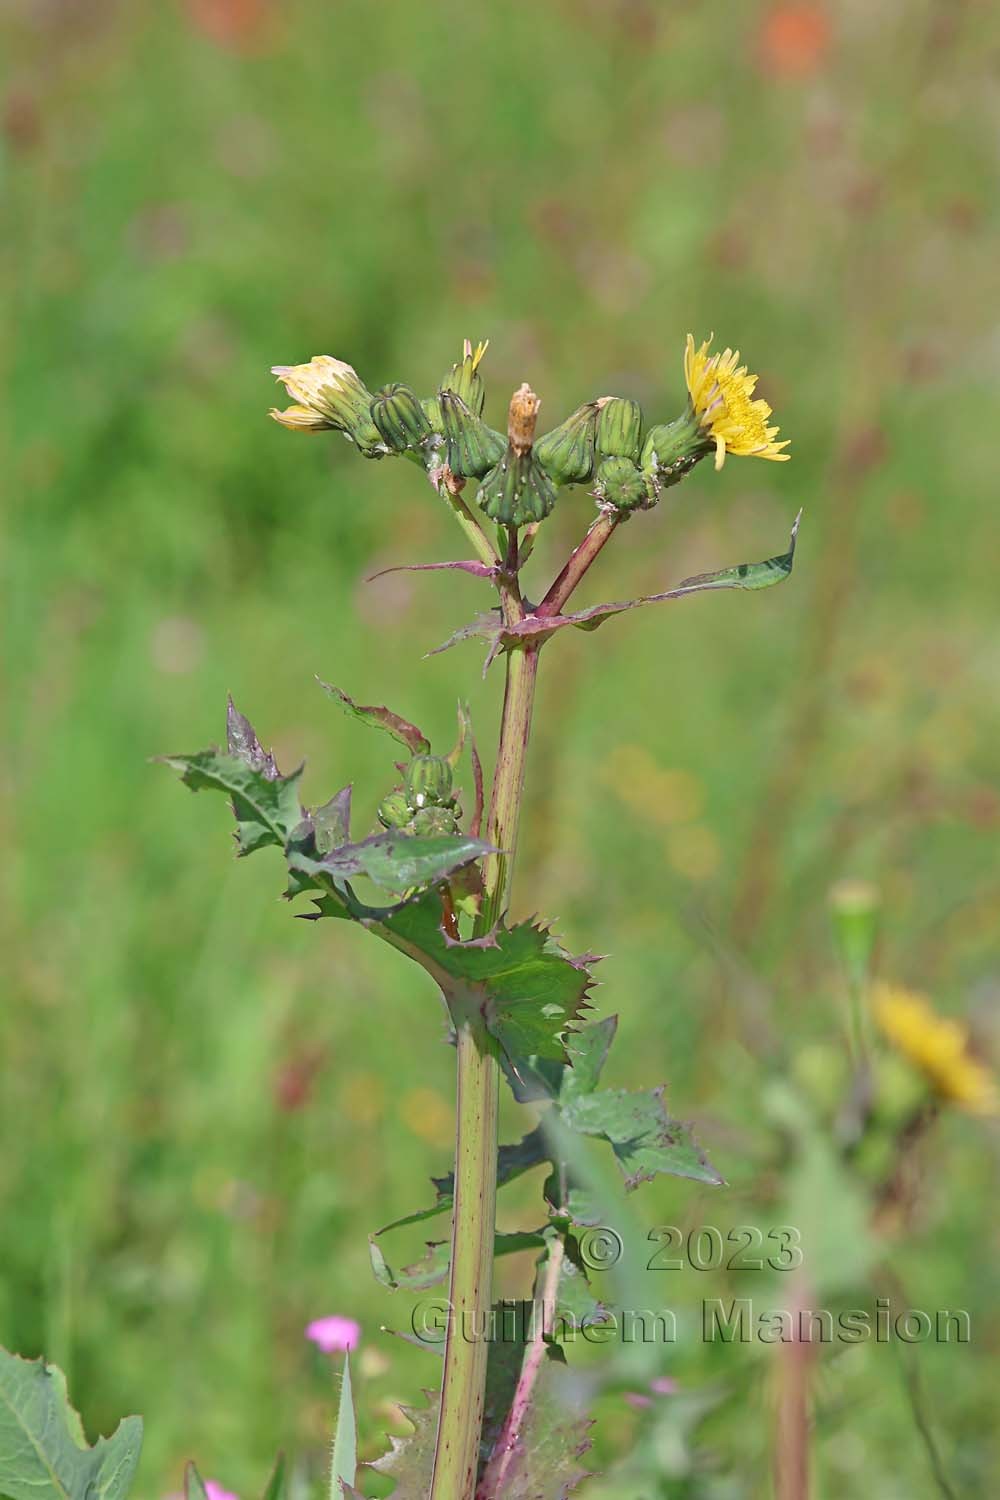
684;334;790;470
873;983;998;1115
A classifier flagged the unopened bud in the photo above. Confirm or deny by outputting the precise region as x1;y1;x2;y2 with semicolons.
410;805;460;837
371;383;432;453
405;755;454;810
594;456;653;513
596;397;642;462
534;402;599;486
440;339;489;418
377;790;412;830
440;392;505;479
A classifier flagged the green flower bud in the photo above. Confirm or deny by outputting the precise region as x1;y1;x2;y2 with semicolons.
404;754;454;810
410;805;460;837
377;790;413;830
270;356;386;457
534;402;599;486
476;450;558;527
440;392;505;479
596;397;642;462
370;383;432;453
440;339;489;418
640;414;712;490
594;456;653;513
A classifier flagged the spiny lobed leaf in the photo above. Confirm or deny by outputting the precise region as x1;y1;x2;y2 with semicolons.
368;1391;439;1499
377;892;597;1076
369;1229;546;1293
379;1126;547;1234
163;748;305;857
0;1347;142;1500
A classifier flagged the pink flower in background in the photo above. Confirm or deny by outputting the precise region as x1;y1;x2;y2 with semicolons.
204;1483;239;1500
305;1315;361;1353
650;1375;679;1396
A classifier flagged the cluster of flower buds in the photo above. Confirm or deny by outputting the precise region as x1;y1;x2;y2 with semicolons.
377;754;461;838
270;335;788;526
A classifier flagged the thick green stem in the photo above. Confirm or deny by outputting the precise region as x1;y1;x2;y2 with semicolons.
429;642;539;1500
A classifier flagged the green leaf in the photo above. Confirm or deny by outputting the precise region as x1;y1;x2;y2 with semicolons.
330;1355;357;1500
320;682;430;755
370;1229;545;1293
560;1083;722;1189
378;893;595;1076
184;1464;209;1500
368;1392;439;1499
260;1454;286;1500
292;831;494;896
479;1308;594;1498
162;749;304;857
378;1126;547;1235
0;1348;142;1500
312;787;353;854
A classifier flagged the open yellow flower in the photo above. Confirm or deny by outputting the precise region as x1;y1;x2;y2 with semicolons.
874;983;998;1116
684;334;790;471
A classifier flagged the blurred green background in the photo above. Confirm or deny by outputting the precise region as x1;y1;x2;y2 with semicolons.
3;1;999;1496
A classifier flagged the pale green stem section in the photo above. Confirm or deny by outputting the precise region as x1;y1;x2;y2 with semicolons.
429;642;539;1500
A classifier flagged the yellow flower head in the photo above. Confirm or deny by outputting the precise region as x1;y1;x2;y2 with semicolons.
270;354;369;433
684;334;790;471
873;984;998;1116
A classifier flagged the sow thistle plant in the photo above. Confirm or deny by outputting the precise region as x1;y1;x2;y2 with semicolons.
0;338;796;1500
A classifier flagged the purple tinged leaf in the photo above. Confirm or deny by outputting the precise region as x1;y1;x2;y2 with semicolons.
366;559;498;582
226;696;281;779
319;681;431;755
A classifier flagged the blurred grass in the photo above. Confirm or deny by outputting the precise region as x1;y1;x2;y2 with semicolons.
2;0;999;1495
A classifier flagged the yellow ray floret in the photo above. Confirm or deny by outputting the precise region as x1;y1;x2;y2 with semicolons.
685;334;791;470
874;984;999;1116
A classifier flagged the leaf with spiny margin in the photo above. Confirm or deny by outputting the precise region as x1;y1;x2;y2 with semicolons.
560;1081;721;1190
290;830;495;896
379;1126;547;1235
163;749;305;858
330;1355;356;1500
376;892;596;1076
549;1018;722;1195
320;682;430;755
368;1391;439;1499
226;696;281;778
479;1305;594;1499
0;1348;142;1500
369;1229;546;1293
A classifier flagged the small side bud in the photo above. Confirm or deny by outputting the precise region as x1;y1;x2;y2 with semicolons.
404;755;454;810
534;402;600;486
377;790;413;830
594;456;654;513
370;383;433;453
440;338;489;417
596;397;642;462
440;392;505;479
410;805;460;837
